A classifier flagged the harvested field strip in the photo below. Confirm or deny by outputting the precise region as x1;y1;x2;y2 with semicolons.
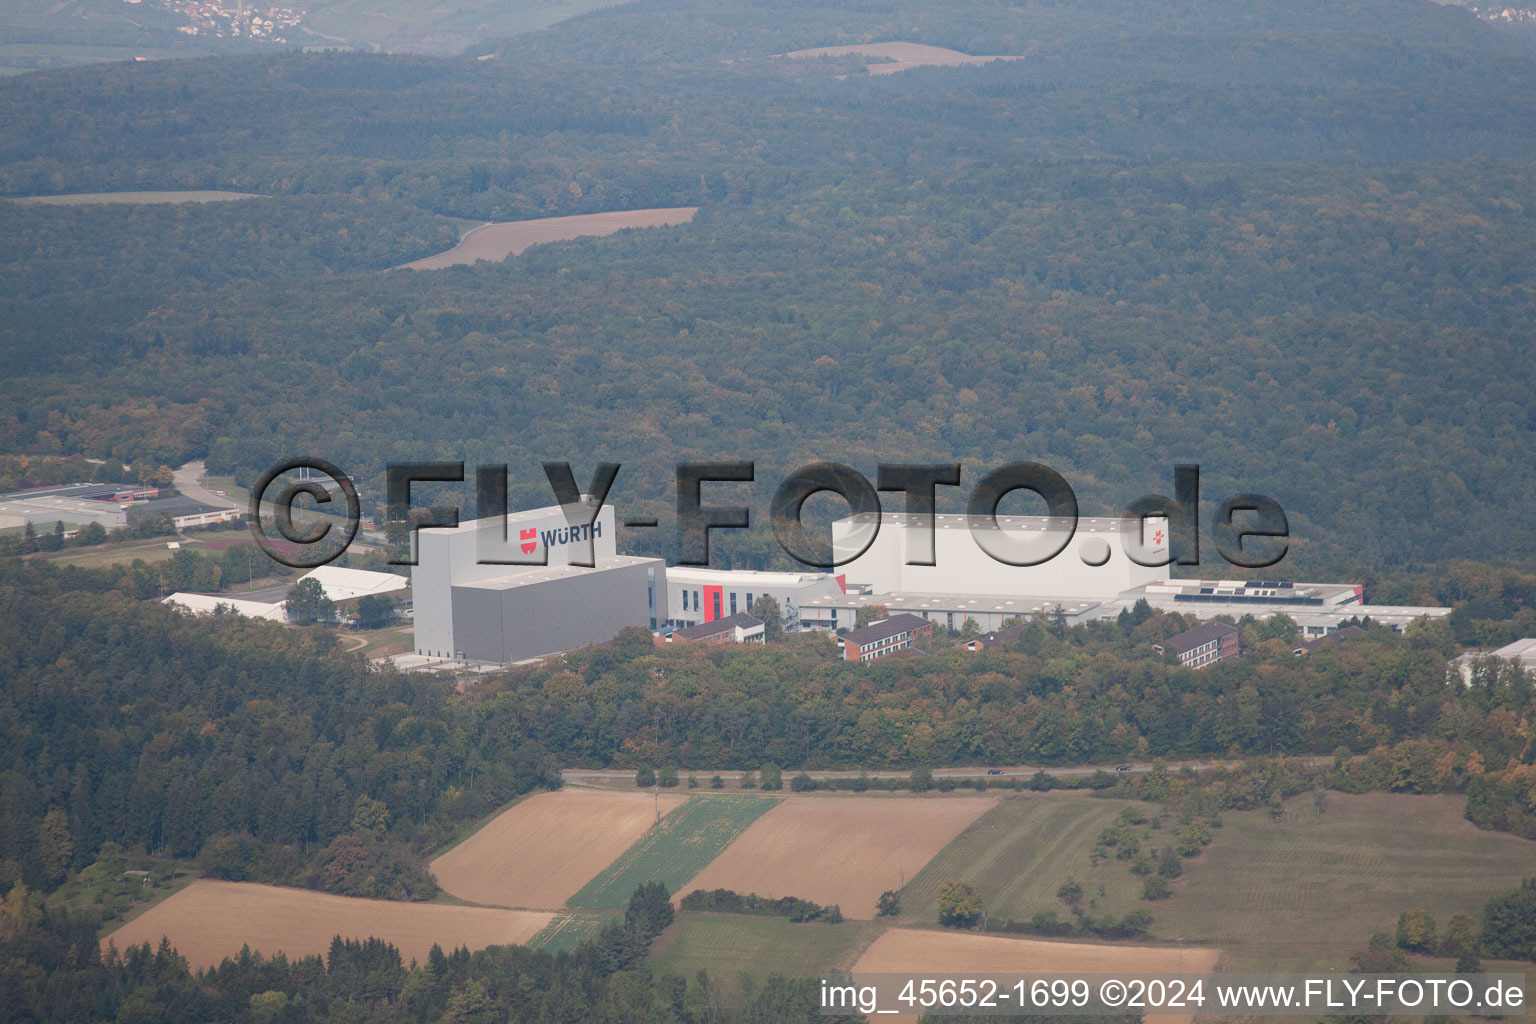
430;788;689;910
852;927;1220;1024
400;206;698;269
783;42;1023;75
10;190;263;204
566;795;779;910
685;794;995;918
102;880;551;970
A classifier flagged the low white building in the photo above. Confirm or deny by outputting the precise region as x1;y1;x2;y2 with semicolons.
1452;637;1536;685
1108;579;1449;637
163;592;286;621
299;565;410;604
664;566;846;629
800;590;1102;634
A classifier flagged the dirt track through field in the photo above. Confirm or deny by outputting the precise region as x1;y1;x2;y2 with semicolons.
683;795;994;918
784;42;1023;75
401;206;698;269
102;880;551;970
854;927;1221;1024
431;789;689;909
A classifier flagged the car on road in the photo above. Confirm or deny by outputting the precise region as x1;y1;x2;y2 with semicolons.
986;769;1003;775
1115;764;1132;771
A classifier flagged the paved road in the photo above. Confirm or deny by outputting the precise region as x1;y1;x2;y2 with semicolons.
174;461;241;510
565;756;1337;787
175;460;385;549
563;759;1239;785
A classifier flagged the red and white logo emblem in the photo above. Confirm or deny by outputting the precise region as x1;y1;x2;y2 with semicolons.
1152;529;1166;546
519;528;537;555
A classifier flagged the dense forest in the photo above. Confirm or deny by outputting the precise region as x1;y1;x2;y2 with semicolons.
1;0;1536;575
0;560;560;898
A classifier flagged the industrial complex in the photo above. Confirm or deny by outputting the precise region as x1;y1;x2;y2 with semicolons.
0;481;241;534
401;504;1451;667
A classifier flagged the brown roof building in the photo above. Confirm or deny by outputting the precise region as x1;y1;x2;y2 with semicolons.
841;613;933;662
657;613;765;645
1153;621;1239;669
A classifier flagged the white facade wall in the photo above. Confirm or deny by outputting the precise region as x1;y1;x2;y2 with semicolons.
832;513;1168;600
412;504;617;659
173;509;243;529
664;566;845;627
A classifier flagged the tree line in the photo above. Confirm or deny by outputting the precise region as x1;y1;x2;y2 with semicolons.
0;880;858;1022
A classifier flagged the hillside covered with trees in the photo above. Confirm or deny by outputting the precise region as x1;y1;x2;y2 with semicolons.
0;0;1535;576
4;556;1533;910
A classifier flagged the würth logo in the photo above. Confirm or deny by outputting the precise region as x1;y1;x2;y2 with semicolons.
519;527;537;555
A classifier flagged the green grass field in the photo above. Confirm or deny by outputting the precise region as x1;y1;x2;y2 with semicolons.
566;795;780;910
350;624;416;659
10;190;263;205
1152;791;1536;971
903;794;1158;926
529;913;613;954
650;914;884;987
44;540;181;569
184;525;254;544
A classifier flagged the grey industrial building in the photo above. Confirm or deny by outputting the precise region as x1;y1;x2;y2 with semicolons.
413;503;666;664
448;555;665;664
0;483;239;534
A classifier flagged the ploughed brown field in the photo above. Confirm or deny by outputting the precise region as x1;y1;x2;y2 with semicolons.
683;794;994;918
783;42;1023;75
102;880;552;970
853;927;1221;1024
401;206;698;269
430;788;690;909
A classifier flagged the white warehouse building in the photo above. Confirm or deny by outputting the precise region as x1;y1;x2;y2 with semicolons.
833;512;1169;600
664;566;847;629
824;512;1450;640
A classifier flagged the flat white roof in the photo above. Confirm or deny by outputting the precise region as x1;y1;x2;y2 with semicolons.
800;590;1102;617
1097;595;1449;625
665;566;837;587
455;555;660;592
419;503;604;536
300;565;410;600
0;495;125;518
1489;638;1536;659
1124;579;1362;601
163;592;286;620
839;512;1165;532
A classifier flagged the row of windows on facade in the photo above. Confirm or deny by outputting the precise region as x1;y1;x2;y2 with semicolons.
679;589;771;617
860;638;912;661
